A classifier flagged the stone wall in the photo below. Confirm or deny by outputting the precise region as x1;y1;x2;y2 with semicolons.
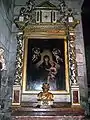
0;0;15;119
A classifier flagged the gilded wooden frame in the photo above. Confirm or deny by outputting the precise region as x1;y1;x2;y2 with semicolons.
22;31;69;94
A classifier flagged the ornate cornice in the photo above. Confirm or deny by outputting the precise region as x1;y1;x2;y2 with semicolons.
23;23;67;37
24;23;66;30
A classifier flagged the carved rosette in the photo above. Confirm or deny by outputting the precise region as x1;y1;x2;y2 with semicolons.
68;32;77;85
14;32;24;85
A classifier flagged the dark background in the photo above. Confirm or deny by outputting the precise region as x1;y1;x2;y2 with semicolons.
26;39;66;91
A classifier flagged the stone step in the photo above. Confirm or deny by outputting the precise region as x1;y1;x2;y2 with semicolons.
12;116;85;120
12;106;85;116
21;102;71;108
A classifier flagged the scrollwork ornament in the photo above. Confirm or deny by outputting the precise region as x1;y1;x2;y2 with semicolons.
58;0;68;23
14;32;24;85
14;0;35;29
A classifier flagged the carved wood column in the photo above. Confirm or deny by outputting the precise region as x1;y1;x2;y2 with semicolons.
12;31;24;105
68;30;80;106
14;32;24;85
69;31;77;85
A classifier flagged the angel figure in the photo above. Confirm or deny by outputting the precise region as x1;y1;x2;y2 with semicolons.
32;47;41;63
52;48;63;64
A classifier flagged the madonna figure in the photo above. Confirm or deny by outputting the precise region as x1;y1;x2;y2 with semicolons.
39;55;51;70
39;55;58;90
39;55;51;82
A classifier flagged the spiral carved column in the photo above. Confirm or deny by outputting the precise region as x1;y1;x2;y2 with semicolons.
68;31;80;106
12;31;24;105
69;32;77;85
14;32;24;85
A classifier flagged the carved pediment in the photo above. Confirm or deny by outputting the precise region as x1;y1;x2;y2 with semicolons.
36;1;57;9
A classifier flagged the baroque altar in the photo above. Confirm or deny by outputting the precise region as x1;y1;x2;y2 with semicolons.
12;0;85;119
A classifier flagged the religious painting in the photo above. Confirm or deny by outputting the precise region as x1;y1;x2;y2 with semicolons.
25;39;68;91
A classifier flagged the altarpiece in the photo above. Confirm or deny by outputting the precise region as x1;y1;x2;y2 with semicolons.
12;0;81;108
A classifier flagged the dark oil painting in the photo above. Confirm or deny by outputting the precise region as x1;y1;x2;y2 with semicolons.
26;39;66;91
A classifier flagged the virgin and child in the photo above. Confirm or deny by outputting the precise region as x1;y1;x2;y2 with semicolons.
38;55;60;90
27;49;65;91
